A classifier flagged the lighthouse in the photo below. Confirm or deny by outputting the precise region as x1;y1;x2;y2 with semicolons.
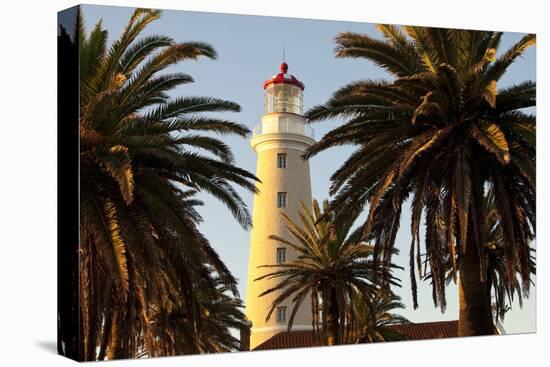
245;62;315;349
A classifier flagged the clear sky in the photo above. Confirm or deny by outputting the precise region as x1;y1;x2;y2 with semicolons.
82;4;536;334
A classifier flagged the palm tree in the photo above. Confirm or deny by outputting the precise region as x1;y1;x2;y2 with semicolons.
60;8;258;360
195;280;250;353
255;200;401;346
483;187;536;323
305;26;535;336
353;291;410;343
147;279;249;355
423;187;536;328
429;187;536;325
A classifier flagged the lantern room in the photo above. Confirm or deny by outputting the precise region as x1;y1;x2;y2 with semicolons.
263;62;304;115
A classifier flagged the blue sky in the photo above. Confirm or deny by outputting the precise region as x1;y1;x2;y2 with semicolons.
82;4;536;334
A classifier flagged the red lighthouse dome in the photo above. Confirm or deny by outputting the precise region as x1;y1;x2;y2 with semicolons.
263;62;305;90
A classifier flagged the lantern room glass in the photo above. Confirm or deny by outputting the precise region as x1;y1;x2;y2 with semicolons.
265;84;303;114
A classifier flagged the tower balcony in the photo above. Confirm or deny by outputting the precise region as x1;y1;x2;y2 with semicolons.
252;118;314;139
250;116;315;154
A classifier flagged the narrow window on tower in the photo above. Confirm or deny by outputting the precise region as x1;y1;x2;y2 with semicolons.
276;306;287;323
277;192;287;208
276;247;287;264
277;153;287;168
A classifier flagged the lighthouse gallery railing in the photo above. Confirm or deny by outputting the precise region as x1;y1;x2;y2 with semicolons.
252;119;314;139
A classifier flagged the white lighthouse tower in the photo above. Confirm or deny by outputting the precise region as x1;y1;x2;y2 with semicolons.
245;62;315;349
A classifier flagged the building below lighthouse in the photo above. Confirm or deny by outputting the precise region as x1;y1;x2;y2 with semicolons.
245;62;315;349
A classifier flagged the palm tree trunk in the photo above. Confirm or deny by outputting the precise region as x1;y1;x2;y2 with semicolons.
325;289;340;345
458;236;493;336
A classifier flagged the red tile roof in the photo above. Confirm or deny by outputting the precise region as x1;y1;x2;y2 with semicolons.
255;330;323;350
253;321;460;351
391;321;458;340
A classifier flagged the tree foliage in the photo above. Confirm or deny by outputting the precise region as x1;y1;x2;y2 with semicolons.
305;26;535;332
60;7;257;360
256;200;404;345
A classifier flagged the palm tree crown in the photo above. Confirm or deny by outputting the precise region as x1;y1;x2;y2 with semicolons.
61;8;257;360
256;200;402;345
353;291;410;343
305;26;535;335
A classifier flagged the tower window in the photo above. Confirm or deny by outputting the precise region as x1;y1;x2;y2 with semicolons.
276;247;287;264
276;306;287;323
277;192;287;208
277;153;287;168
